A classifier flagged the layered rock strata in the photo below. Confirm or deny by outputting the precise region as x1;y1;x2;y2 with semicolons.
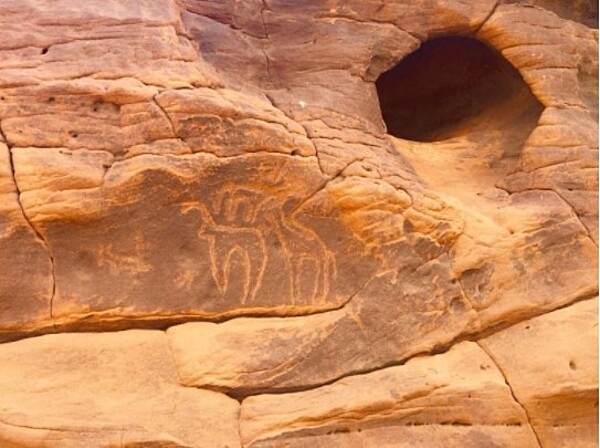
0;0;597;446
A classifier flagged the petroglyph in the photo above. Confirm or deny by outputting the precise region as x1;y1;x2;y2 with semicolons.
181;202;267;304
180;184;336;305
271;215;337;306
97;234;152;276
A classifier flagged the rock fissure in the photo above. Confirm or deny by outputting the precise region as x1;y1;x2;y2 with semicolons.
554;102;589;110
152;94;178;138
45;274;378;342
476;341;543;448
0;123;57;319
473;1;500;35
510;19;563;31
259;0;270;40
236;406;243;448
527;65;578;72
0;418;70;433
492;41;550;52
289;170;347;215
460;288;599;344
1;21;183;53
311;13;422;42
302;118;388;142
263;92;324;175
544;188;597;245
455;275;481;318
311;134;388;150
258;2;277;92
227;290;597;401
107;148;319;174
496;185;597;246
180;4;269;42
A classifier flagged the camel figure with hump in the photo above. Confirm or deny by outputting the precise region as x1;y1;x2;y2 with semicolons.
212;185;337;305
180;185;336;306
181;201;267;304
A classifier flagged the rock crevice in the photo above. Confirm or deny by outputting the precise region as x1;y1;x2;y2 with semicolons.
477;341;543;448
0;123;56;320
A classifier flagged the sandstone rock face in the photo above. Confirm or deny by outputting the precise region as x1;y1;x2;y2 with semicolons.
480;299;599;448
0;0;597;446
0;330;240;447
239;341;540;447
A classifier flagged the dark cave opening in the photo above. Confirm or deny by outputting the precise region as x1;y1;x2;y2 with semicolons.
376;36;542;142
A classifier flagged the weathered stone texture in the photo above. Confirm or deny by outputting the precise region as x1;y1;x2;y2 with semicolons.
480;298;599;448
0;0;597;446
0;330;240;447
239;341;540;447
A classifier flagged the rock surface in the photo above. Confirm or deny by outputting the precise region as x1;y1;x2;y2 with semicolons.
480;298;599;448
240;341;540;448
0;330;240;447
0;0;597;446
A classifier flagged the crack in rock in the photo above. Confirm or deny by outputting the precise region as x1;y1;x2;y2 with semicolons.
476;341;544;448
0;123;57;319
225;289;597;400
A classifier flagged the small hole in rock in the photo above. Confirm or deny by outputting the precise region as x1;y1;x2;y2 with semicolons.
41;47;49;55
376;36;543;142
569;360;577;370
47;97;55;103
69;132;78;138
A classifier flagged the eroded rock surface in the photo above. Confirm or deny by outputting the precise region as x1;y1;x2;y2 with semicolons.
480;298;599;448
0;330;240;447
240;341;540;447
0;0;597;446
